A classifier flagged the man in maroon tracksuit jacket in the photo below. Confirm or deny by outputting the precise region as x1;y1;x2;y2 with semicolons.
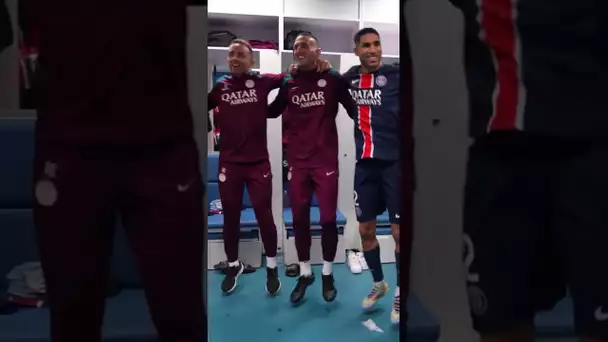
31;2;205;341
268;33;358;304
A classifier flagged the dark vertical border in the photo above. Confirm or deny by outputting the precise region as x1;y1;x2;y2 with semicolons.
400;0;415;335
186;0;208;337
201;1;209;336
0;0;13;54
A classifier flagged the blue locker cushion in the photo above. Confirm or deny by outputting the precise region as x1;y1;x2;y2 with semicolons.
534;297;574;337
376;227;393;236
207;208;259;229
0;209;38;286
207;183;249;210
0;118;35;208
376;210;391;226
207;153;220;182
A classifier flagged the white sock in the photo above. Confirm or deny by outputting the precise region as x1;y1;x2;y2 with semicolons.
299;261;312;277
395;286;400;297
322;261;333;275
228;260;240;267
266;256;277;269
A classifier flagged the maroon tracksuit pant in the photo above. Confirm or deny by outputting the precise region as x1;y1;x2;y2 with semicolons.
33;138;205;342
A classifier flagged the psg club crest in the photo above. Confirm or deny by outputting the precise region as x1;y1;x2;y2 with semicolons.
317;79;327;87
245;80;255;88
375;75;387;87
219;167;227;182
467;285;488;316
35;180;58;207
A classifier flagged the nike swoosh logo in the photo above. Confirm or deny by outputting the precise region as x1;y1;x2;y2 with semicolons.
351;80;359;85
595;307;608;321
177;178;196;192
326;171;335;176
263;173;270;178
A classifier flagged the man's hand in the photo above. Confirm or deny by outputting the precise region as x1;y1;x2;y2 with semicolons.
289;59;333;74
316;59;332;72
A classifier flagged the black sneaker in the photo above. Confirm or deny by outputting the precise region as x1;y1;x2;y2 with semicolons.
321;273;337;302
266;267;281;295
290;274;315;303
221;261;244;293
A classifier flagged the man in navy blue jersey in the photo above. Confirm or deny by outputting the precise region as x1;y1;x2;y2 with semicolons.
449;0;608;341
268;33;358;304
341;27;401;325
32;2;205;341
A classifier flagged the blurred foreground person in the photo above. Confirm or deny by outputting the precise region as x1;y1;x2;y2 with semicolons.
450;0;608;341
32;2;205;341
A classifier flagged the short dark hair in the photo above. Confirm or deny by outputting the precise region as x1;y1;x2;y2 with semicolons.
295;32;319;45
354;28;380;44
230;38;253;53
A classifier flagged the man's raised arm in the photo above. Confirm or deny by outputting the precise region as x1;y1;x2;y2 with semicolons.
331;70;358;120
267;85;289;119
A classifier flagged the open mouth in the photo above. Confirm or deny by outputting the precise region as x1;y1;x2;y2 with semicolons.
230;62;241;68
367;56;379;64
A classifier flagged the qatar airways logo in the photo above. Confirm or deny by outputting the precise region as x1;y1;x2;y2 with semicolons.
291;91;325;108
349;89;382;106
221;89;258;105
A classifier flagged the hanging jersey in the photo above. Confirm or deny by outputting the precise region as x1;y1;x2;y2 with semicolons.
343;64;400;161
450;0;608;138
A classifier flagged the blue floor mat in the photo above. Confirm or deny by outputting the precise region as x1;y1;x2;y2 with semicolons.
208;264;439;342
0;266;440;342
0;290;156;342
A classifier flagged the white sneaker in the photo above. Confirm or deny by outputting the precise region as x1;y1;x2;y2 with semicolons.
356;252;369;270
347;250;362;274
391;293;400;324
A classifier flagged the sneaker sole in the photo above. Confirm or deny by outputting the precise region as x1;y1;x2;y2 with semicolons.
362;299;381;310
362;286;389;310
290;277;314;303
265;278;282;295
323;290;337;302
223;264;244;293
348;264;362;274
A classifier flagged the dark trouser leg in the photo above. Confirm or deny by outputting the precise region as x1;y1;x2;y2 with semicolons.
246;160;278;258
33;144;118;342
122;139;205;342
288;167;313;263
217;162;245;263
311;166;339;263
